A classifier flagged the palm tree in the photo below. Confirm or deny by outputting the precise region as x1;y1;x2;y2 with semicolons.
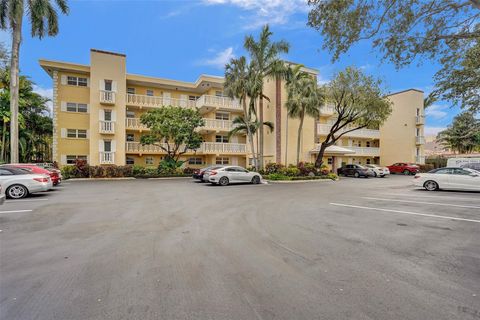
0;0;69;163
286;70;323;164
244;24;289;169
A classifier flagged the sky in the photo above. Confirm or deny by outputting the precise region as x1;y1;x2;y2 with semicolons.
0;0;462;136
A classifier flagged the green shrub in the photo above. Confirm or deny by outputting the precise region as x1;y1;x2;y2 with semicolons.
281;167;300;177
297;162;318;176
182;167;196;175
158;157;184;174
265;162;285;174
60;165;76;179
132;165;146;176
144;167;159;176
265;173;292;180
325;173;338;180
419;164;435;172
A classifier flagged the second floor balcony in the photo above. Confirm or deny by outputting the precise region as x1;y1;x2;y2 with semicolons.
100;90;115;105
416;115;425;125
347;146;380;157
317;123;380;139
125;141;247;154
125;117;241;133
99;121;115;134
99;151;115;164
416;136;425;145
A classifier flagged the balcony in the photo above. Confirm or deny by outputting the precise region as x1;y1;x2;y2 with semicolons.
196;95;242;113
100;152;115;164
199;119;236;132
319;104;335;116
125;142;247;154
348;146;380;157
416;156;426;164
416;136;425;145
99;121;115;134
100;90;115;105
126;93;196;109
316;123;380;139
125;118;149;131
416;115;425;125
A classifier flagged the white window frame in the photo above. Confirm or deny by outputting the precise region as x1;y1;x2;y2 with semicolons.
215;135;229;143
146;89;154;96
215;112;229;120
126;156;135;165
188;157;203;165
145;156;154;165
215;157;229;165
66;155;88;164
127;87;136;95
66;129;88;139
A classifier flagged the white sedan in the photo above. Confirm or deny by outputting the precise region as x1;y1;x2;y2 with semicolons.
208;166;262;186
365;164;390;177
0;167;53;199
413;167;480;191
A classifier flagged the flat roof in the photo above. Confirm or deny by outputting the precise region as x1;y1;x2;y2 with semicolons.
387;88;424;96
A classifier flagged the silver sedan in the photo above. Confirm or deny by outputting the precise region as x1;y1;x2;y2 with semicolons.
208;166;262;186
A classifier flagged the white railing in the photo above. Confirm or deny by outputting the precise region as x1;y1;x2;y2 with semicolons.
416;115;425;125
125;118;149;130
316;123;380;139
416;136;425;144
200;119;235;131
348;146;380;156
320;104;335;115
100;152;115;164
100;90;115;104
200;142;247;153
99;121;115;134
196;95;242;111
416;156;426;164
126;142;168;153
126;94;196;109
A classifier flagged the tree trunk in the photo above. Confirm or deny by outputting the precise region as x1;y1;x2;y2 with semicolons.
243;99;257;170
258;91;264;170
1;120;7;162
9;13;23;164
314;142;328;168
296;112;304;165
275;77;281;163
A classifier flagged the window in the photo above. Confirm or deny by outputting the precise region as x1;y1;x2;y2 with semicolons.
215;91;224;97
103;140;112;152
216;135;229;143
145;156;154;165
146;89;154;96
189;95;198;101
66;129;87;139
0;169;13;176
66;155;87;164
127;87;135;95
126;111;135;118
436;168;453;174
126;157;135;165
104;110;112;121
215;112;229;120
66;102;88;113
188;157;203;165
215;157;229;165
126;134;135;142
366;141;371;148
104;80;113;91
67;76;87;87
416;128;420;136
366;158;371;164
453;168;470;175
327;158;333;165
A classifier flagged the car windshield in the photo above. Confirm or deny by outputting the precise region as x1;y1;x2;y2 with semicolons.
357;165;366;169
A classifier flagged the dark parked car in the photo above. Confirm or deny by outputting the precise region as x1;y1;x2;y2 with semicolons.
386;162;420;175
193;165;224;181
337;164;374;178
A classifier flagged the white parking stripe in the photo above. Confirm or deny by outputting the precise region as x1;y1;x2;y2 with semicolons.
379;193;480;202
330;203;480;224
5;199;49;203
362;197;480;209
0;210;33;214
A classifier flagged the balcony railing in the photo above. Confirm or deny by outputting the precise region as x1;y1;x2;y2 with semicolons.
125;118;149;130
99;121;115;134
416;136;425;145
416;115;425;125
100;90;115;104
317;123;380;139
200;119;235;131
320;104;335;115
125;142;247;154
126;93;196;109
196;95;242;111
100;152;115;164
348;146;380;156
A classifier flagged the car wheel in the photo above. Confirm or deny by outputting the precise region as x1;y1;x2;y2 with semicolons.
373;172;377;177
354;172;360;178
403;169;411;175
219;177;229;186
6;184;28;199
251;175;261;184
424;180;438;191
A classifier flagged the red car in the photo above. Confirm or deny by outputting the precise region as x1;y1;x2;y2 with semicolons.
387;162;420;175
6;164;61;186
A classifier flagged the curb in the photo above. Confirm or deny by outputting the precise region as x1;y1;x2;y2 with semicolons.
146;177;192;180
266;179;337;184
67;177;136;181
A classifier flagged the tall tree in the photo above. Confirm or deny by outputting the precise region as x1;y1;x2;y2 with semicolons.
314;67;392;168
436;112;480;153
307;0;480;112
244;24;289;169
286;68;323;164
0;0;69;163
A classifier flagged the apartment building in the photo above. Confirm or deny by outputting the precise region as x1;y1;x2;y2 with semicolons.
39;49;425;170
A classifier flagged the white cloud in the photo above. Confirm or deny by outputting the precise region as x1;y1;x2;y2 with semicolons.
33;85;53;114
425;104;448;120
202;0;308;29
198;47;235;69
424;126;446;136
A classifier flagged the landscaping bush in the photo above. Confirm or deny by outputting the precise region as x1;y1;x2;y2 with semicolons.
265;173;291;180
60;165;77;180
182;167;196;175
419;164;435;173
297;162;318;176
281;166;300;177
265;162;285;174
132;165;146;176
158;158;184;174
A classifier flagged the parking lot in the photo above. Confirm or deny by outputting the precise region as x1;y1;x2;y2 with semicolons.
0;175;479;320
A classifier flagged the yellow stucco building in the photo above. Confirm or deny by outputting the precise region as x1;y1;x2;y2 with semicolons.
40;49;425;170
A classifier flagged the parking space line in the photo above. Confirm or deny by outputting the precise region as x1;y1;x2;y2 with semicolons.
330;203;480;224
5;199;49;203
362;197;480;209
379;193;480;202
0;210;33;214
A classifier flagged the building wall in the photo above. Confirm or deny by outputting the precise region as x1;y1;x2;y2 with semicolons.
380;90;425;165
